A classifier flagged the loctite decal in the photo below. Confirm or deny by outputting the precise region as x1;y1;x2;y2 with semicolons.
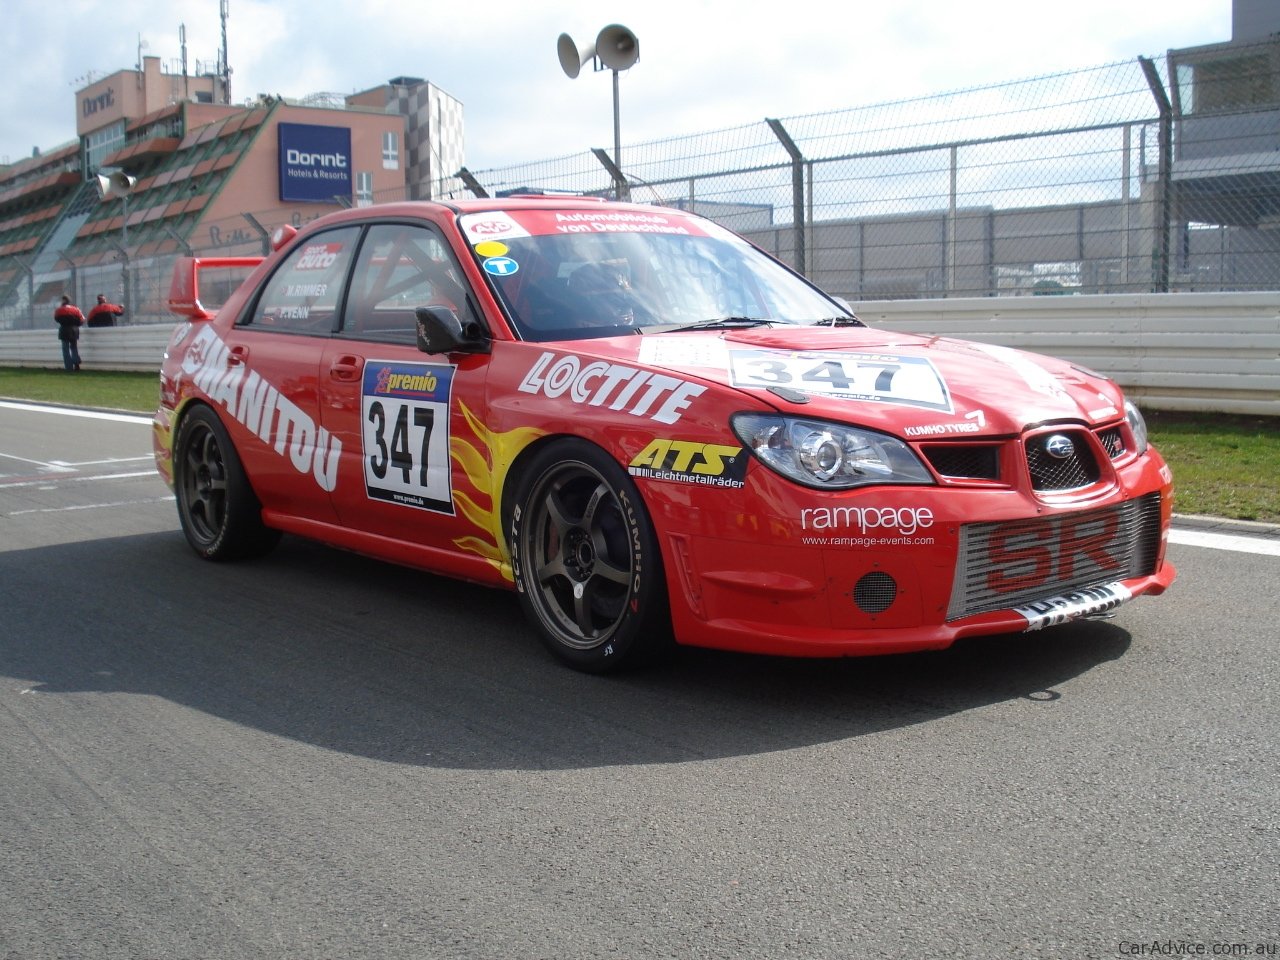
517;351;706;424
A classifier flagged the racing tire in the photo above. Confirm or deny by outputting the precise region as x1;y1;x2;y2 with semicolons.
174;405;281;561
510;440;673;673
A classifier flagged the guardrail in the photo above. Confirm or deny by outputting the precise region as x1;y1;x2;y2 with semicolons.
851;292;1279;417
2;293;1277;416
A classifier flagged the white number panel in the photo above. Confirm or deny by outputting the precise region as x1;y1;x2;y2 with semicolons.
360;360;456;514
728;348;951;412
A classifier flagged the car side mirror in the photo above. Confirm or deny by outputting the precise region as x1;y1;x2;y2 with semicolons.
415;306;491;355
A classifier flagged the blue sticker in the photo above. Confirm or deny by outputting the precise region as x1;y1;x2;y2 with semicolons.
482;256;519;277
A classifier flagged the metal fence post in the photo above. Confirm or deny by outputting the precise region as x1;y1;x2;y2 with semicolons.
591;148;630;201
766;118;806;277
1139;56;1173;293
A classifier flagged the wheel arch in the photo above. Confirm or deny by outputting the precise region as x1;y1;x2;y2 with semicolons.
171;397;265;495
496;430;641;552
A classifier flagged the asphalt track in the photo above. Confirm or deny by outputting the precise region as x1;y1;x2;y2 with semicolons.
2;399;1277;960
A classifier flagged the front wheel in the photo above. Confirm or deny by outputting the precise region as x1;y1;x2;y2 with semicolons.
510;440;672;673
173;405;280;561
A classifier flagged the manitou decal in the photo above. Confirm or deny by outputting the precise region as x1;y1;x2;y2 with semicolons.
181;326;341;492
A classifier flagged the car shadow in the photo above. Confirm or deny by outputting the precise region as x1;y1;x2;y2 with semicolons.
1;532;1132;771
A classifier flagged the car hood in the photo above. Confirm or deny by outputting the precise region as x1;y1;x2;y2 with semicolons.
587;325;1126;435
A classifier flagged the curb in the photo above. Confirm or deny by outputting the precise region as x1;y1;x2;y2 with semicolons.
1172;513;1280;539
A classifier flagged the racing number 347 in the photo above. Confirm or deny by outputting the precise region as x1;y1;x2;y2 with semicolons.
360;395;452;512
367;400;434;485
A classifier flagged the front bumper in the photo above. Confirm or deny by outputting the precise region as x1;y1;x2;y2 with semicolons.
653;457;1176;657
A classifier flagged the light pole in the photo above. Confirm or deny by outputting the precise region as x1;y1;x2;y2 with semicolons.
557;24;639;200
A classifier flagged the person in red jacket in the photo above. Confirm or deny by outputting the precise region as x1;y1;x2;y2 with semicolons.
54;295;85;371
86;293;124;328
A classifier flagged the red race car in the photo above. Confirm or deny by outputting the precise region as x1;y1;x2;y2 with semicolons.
153;197;1175;672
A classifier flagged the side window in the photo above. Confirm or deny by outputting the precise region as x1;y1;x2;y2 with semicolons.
340;222;478;341
243;226;360;334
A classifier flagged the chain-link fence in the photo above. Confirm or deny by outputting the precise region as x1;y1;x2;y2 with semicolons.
445;41;1279;300
5;40;1277;329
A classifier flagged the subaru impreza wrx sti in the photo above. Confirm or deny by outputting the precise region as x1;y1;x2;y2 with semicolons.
153;197;1175;672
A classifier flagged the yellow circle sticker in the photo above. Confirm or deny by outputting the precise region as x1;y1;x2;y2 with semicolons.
474;241;509;257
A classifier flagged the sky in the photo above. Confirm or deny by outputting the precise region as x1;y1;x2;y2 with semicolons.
0;0;1233;171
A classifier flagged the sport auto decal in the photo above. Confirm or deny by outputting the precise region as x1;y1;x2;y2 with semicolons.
182;326;341;492
628;439;748;488
728;349;951;412
362;360;456;513
294;242;344;270
518;351;706;424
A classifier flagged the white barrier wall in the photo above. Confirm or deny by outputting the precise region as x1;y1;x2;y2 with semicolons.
2;293;1277;416
852;292;1280;417
0;325;174;375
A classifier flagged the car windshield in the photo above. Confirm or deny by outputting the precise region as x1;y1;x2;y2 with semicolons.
459;207;857;342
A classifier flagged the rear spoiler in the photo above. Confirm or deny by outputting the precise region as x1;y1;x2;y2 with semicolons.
167;256;264;320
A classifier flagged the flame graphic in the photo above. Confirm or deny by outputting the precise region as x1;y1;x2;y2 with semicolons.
450;401;546;581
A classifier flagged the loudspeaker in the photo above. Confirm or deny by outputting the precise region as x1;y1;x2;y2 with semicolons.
595;24;639;71
95;170;137;200
557;32;595;79
558;24;639;78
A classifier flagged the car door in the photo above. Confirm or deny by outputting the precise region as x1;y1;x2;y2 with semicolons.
318;220;498;572
216;224;364;526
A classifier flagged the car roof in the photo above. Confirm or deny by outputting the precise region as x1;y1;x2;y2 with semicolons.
297;195;686;228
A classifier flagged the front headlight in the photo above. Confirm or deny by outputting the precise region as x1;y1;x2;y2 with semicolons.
1124;399;1149;456
731;413;933;489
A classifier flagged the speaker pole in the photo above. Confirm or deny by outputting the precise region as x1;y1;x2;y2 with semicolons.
557;23;638;202
612;68;625;200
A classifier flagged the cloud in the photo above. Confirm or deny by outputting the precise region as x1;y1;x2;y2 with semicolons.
0;0;1234;168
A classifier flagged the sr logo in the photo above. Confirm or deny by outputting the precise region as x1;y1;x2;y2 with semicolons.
986;510;1122;593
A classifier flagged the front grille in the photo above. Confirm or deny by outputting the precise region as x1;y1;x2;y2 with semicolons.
1026;430;1101;491
947;492;1163;621
1097;426;1126;460
922;444;1001;481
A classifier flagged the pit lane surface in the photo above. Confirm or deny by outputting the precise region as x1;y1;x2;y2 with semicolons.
1;401;1276;960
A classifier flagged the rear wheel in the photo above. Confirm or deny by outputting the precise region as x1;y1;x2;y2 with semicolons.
174;405;280;561
510;440;672;673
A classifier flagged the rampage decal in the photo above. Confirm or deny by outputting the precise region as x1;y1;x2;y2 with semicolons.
181;326;341;492
628;439;748;488
361;361;457;513
729;349;951;412
518;351;706;424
